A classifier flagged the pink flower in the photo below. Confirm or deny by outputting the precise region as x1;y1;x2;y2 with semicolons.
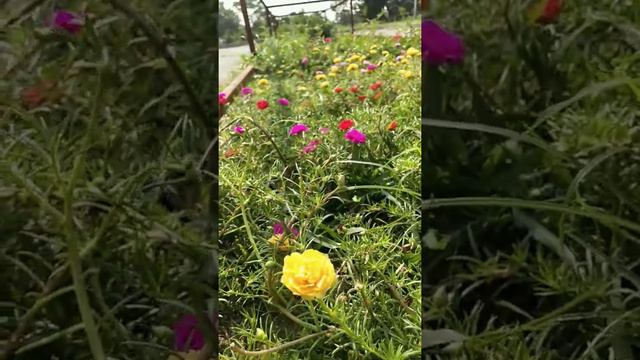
301;57;309;66
289;123;309;136
302;139;321;154
233;125;245;134
344;129;366;144
241;87;253;96
277;98;290;106
173;314;205;351
51;10;83;34
319;127;330;135
422;20;465;65
219;92;228;106
324;37;332;43
274;222;299;237
367;64;377;71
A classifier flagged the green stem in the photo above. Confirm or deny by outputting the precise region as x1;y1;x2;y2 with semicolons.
317;299;385;359
63;72;106;360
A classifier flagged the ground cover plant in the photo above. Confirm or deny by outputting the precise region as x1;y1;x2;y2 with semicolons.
423;0;640;358
1;1;218;359
218;30;421;358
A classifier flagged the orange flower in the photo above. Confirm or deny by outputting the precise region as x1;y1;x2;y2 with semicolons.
372;91;383;101
369;80;383;91
334;87;343;93
387;120;398;131
224;148;238;158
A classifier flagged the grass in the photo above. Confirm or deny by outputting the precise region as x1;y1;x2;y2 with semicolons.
218;31;421;358
423;0;640;358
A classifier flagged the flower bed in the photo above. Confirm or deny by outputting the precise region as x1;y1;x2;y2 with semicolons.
218;32;421;358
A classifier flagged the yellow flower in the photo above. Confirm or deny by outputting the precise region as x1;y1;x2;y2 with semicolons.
297;86;308;91
258;79;269;87
328;73;336;77
406;47;420;57
382;50;390;56
324;46;330;52
268;234;290;251
281;249;336;299
315;74;327;81
401;59;409;65
330;65;340;73
333;57;342;64
312;47;320;52
369;49;378;55
398;70;414;79
347;63;359;72
320;81;330;88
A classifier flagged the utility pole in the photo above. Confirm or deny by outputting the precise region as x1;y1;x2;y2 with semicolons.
349;0;354;34
239;0;256;54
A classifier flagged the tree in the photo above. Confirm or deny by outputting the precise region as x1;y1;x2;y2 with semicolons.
219;2;242;43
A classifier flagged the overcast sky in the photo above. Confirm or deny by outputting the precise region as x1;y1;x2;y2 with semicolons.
221;0;339;22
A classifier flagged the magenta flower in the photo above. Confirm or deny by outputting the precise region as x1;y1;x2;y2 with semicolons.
289;123;309;136
274;223;285;235
50;10;83;34
301;57;309;66
173;314;205;351
277;98;290;106
233;125;245;134
302;139;321;154
319;127;330;135
422;20;465;65
367;64;377;71
241;87;253;96
274;222;299;237
344;129;366;144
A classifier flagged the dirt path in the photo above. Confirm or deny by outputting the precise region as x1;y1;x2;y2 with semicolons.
219;45;251;88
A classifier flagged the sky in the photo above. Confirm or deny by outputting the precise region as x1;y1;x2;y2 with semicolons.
221;0;339;22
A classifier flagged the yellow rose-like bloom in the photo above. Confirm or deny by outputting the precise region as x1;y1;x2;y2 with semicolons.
320;81;330;88
268;234;290;251
330;65;340;73
258;79;269;87
401;59;409;65
347;63;359;72
406;47;420;57
281;249;336;299
382;50;390;56
333;57;342;64
369;49;378;55
398;70;413;79
315;74;327;81
328;73;336;78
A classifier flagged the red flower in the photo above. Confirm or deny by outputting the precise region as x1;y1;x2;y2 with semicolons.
369;81;383;91
324;37;332;43
21;81;57;109
349;85;359;94
538;0;562;24
338;119;355;131
387;120;398;131
256;99;269;110
372;91;383;101
358;95;366;102
219;93;228;106
334;87;343;94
